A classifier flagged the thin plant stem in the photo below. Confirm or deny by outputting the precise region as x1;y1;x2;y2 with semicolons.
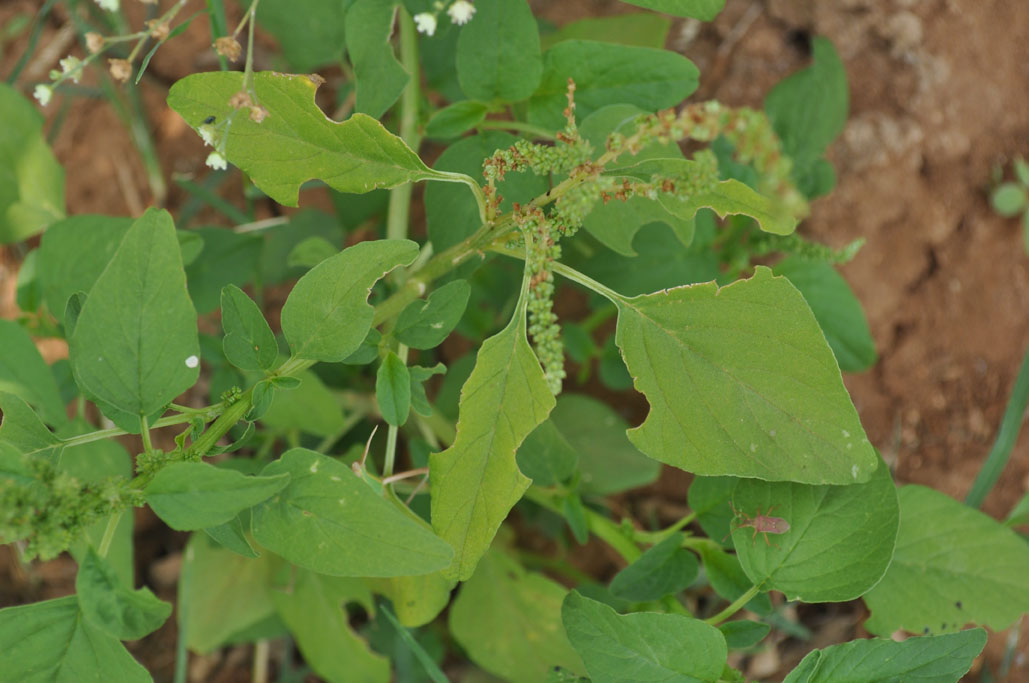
139;414;153;453
523;487;641;563
97;511;123;558
703;584;762;625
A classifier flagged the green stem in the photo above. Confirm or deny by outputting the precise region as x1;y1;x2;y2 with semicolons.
523;487;641;563
139;414;153;453
383;344;409;480
490;243;623;303
187;390;253;458
476;118;557;141
97;511;123;558
703;584;762;625
631;512;697;545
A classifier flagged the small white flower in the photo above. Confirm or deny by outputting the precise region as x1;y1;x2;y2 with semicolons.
413;12;437;36
59;56;82;83
185;355;200;369
197;124;216;146
33;84;52;107
205;151;227;170
447;0;475;25
94;0;119;11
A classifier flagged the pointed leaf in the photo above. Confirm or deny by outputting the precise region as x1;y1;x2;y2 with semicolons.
425;100;489;140
562;591;727;683
76;547;172;640
167;72;441;206
144;461;289;531
395;279;471;350
376;351;411;427
345;0;408;119
863;485;1029;636
203;515;259;558
719;620;770;650
611;266;878;484
456;0;542;103
430;272;556;580
69;208;199;419
0;320;67;426
609;533;699;602
0;392;63;462
252;448;453;576
281;238;418;361
220;285;277;371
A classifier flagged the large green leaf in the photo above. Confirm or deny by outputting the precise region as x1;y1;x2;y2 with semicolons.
68;209;199;421
0;596;150;682
528;41;699;130
430;269;555;581
562;591;727;683
783;629;987;683
281;238;417;362
450;549;583;682
273;569;389;683
0;82;64;243
618;0;726;21
0;321;66;426
610;266;877;484
773;258;877;372
167;72;440;206
252;448;453;576
144;461;289;531
256;0;351;71
0;392;63;463
345;0;408;119
456;0;542;103
76;547;172;640
863;485;1029;636
220;285;278;372
731;455;898;602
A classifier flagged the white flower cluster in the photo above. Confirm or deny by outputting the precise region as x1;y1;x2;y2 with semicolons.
414;0;476;37
94;0;119;11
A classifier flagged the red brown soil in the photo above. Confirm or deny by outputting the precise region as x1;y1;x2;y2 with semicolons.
2;0;1027;681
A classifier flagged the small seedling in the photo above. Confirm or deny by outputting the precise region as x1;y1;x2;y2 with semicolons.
990;156;1029;254
729;502;791;547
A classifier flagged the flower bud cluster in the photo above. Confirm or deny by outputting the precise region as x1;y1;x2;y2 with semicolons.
516;208;565;395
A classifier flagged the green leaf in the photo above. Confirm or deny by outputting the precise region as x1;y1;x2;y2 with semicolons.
456;0;542;103
281;238;417;362
528;41;699;130
542;13;671;50
259;210;344;285
0;320;66;426
450;550;583;682
167;72;440;206
395;279;471;349
258;369;345;437
376;351;411;427
37;215;133;326
516;419;579;487
252;448;453;576
63;292;86;338
76;546;172;640
203;516;259;558
429;269;556;581
696;544;772;616
773;257;877;372
286;235;337;268
585;196;694;257
425;100;489;140
256;0;351;71
991;183;1027;217
144;461;290;531
343;328;383;366
609;533;699;601
0;392;63;462
611;266;878;484
1006;492;1029;527
367;571;455;628
549;394;661;495
409;363;446;417
184;227;261;314
273;569;389;683
618;0;726;21
0;596;150;682
782;629;987;683
345;0;408;119
719;620;770;650
562;591;727;683
687;475;737;546
181;532;279;653
863;485;1029;636
69;208;199;420
731;455;898;603
0;82;64;243
220;285;278;372
15;247;41;312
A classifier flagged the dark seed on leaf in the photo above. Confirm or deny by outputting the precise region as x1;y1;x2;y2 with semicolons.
923;627;930;634
203;115;216;124
955;601;963;609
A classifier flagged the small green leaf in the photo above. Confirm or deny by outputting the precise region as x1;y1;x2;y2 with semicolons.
0;596;150;682
782;629;987;683
273;568;389;683
0;82;64;243
0;319;67;426
687;475;738;545
395;279;471;349
425;100;489;139
517;419;579;487
144;461;290;531
456;0;542;103
991;183;1027;217
618;0;726;21
409;363;446;418
863;485;1029;635
204;516;259;558
220;285;278;372
258;370;345;437
542;13;671;50
450;550;584;682
719;620;770;650
609;533;699;601
366;571;455;628
562;591;727;683
612;266;878;484
281;238;418;361
184;227;261;314
528;41;699;130
1005;492;1029;527
76;546;172;640
252;448;453;576
69;208;199;421
773;257;877;372
168;72;441;206
430;268;555;580
731;455;898;603
696;544;772;616
376;351;411;427
286;236;337;268
0;392;64;462
345;0;408;119
343;328;383;366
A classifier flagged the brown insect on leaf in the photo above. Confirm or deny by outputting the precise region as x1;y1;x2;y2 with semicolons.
728;502;791;548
